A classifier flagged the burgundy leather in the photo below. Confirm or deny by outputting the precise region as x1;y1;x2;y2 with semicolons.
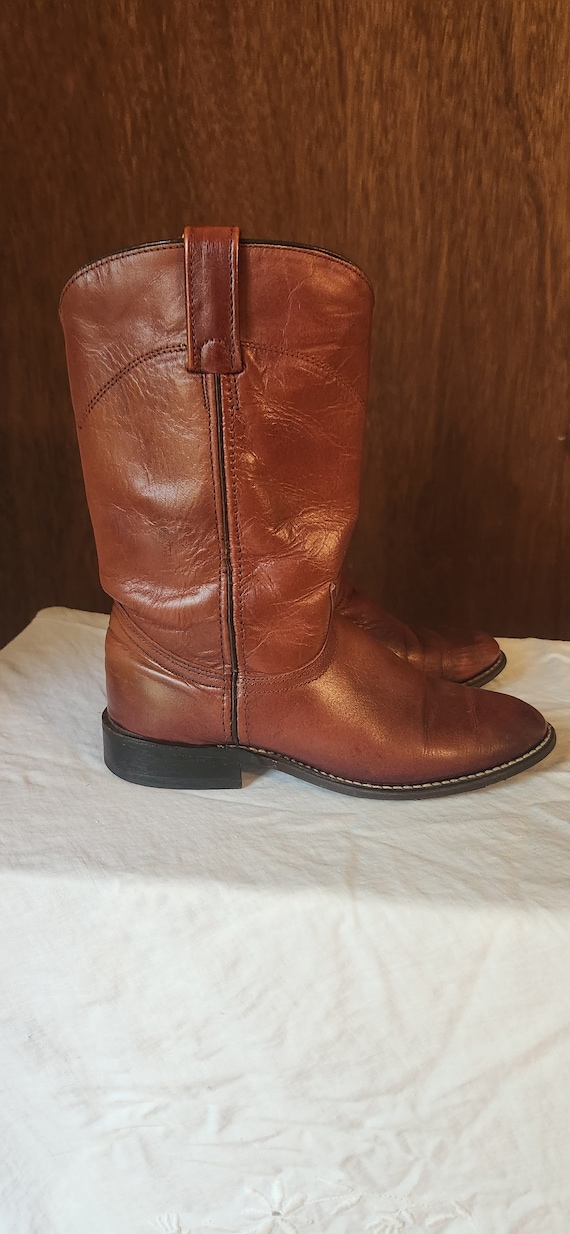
335;572;502;684
60;231;549;789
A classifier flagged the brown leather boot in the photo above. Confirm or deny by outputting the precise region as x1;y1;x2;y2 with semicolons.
60;228;554;798
335;573;506;687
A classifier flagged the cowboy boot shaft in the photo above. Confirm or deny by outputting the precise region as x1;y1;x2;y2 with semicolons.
60;234;373;744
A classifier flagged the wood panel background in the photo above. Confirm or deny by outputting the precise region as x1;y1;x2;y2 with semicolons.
1;0;569;649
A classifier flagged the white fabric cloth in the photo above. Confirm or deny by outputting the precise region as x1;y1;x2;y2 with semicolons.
1;608;570;1234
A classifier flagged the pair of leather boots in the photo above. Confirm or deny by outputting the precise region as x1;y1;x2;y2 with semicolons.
60;226;555;798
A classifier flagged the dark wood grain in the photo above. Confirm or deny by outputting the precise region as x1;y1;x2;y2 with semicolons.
1;0;569;647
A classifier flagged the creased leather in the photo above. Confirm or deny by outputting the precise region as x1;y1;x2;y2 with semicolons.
334;572;502;683
105;607;230;744
243;616;545;783
60;233;549;785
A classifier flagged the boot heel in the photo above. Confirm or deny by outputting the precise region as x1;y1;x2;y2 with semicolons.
102;710;243;789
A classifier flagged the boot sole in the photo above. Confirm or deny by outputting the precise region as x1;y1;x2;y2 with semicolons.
462;650;507;688
102;710;555;800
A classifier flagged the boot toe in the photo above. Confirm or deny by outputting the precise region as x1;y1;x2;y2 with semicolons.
416;625;503;684
455;680;549;776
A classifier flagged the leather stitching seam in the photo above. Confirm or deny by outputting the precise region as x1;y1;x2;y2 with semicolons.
242;725;554;789
228;374;248;742
59;241;373;306
242;242;374;294
189;234;198;371
77;343;185;429
114;605;224;688
203;373;228;740
246;629;337;693
242;339;366;409
228;233;239;369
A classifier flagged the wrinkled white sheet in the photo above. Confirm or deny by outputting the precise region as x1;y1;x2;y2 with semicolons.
1;607;570;1234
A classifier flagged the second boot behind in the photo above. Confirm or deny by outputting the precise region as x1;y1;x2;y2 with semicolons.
335;573;506;687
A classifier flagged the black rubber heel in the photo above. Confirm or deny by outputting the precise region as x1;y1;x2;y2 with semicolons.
102;710;243;789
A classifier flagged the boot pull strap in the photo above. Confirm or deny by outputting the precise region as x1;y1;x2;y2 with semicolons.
183;225;243;374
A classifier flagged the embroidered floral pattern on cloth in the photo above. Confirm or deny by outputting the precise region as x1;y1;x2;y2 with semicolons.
153;1180;473;1233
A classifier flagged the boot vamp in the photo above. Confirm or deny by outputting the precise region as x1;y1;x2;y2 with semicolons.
336;584;500;683
245;616;546;787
